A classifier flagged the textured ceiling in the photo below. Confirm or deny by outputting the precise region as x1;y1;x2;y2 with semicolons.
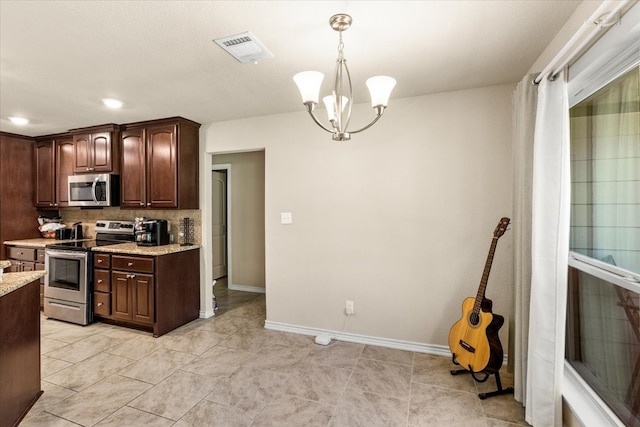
0;0;582;137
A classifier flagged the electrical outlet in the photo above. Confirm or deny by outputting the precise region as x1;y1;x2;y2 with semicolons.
345;300;355;315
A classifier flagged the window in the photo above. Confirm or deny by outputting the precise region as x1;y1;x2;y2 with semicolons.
567;65;640;426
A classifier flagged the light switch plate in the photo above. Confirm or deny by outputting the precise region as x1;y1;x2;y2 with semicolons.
281;212;293;224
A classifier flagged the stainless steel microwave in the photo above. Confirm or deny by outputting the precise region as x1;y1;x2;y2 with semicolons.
68;173;120;207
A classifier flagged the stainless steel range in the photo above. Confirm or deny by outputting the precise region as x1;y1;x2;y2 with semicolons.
44;220;134;325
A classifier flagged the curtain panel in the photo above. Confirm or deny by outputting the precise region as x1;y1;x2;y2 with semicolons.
513;70;571;427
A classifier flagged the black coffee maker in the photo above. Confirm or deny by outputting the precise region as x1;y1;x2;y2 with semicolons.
135;219;170;246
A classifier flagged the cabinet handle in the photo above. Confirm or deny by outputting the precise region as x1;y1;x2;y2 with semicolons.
127;262;133;266
147;203;151;206
18;252;23;255
98;279;103;283
97;302;103;306
97;259;103;263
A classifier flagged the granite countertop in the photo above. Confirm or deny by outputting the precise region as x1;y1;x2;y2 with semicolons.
92;243;200;256
0;260;10;269
3;238;91;248
0;271;46;297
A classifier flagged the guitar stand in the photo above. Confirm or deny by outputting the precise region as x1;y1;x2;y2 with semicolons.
450;354;514;400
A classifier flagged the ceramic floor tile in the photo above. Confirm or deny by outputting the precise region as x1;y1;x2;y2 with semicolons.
44;352;134;391
217;327;285;353
41;355;73;378
118;348;197;384
181;345;254;380
408;382;486;427
198;313;264;334
305;340;364;369
44;333;132;363
104;335;163;360
479;392;527;425
47;374;152;426
205;366;289;418
241;343;309;373
348;358;413;399
41;323;97;343
486;418;527;427
22;381;76;420
412;353;477;393
94;406;175;426
284;362;352;405
128;370;217;420
18;411;79;427
362;344;415;366
251;395;335;427
159;328;227;355
41;337;70;354
329;389;409;427
174;400;253;427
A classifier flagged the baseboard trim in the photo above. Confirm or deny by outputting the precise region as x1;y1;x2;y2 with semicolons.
264;320;451;357
199;309;215;319
228;283;266;293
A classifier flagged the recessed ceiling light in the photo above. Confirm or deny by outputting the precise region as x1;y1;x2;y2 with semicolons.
8;116;29;125
102;98;123;109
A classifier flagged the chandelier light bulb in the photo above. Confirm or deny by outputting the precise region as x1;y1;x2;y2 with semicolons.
366;76;397;108
323;95;349;122
293;71;324;104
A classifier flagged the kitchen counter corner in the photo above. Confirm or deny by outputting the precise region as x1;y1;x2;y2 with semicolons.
0;270;46;298
91;243;201;256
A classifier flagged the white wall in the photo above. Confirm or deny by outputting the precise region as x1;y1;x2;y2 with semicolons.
203;83;515;350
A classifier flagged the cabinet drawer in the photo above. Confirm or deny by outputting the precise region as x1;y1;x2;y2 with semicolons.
112;255;154;273
37;249;45;263
8;247;36;261
94;292;111;316
94;269;110;292
94;253;111;268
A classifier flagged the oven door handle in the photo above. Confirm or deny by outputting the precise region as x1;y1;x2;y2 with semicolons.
91;176;99;203
45;250;89;260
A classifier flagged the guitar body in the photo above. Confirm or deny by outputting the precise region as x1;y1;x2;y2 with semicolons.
448;217;510;375
448;298;491;373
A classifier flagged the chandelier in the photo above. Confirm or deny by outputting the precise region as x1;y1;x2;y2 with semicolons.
293;14;396;141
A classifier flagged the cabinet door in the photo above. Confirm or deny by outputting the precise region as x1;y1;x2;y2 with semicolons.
34;140;56;208
73;133;91;173
111;271;132;320
121;128;147;208
92;132;112;172
56;138;74;207
132;273;154;324
146;124;178;208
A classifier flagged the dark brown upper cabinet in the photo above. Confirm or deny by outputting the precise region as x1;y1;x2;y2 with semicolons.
120;117;200;209
34;134;74;208
71;124;120;173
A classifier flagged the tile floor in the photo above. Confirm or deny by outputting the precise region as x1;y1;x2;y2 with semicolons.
22;279;529;426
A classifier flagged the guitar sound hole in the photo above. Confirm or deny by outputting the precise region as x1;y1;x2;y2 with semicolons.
469;312;480;326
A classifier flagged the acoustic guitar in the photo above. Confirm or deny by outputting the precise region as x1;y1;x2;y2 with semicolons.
448;217;510;374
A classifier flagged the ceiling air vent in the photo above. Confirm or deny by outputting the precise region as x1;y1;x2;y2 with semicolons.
214;31;273;64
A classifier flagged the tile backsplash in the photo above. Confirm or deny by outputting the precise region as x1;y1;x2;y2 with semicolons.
60;208;202;244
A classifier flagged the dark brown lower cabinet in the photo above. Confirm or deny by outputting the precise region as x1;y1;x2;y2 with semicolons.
111;270;154;325
93;248;199;337
0;279;42;427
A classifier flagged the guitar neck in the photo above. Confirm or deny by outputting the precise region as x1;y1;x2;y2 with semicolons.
473;237;499;313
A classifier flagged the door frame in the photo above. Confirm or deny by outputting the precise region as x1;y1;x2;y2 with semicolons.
212;163;232;289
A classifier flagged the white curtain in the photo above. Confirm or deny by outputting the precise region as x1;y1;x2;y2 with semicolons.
510;73;537;403
512;69;571;427
527;69;571;427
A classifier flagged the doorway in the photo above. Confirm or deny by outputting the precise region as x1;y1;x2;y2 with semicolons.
212;168;228;280
211;151;265;295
